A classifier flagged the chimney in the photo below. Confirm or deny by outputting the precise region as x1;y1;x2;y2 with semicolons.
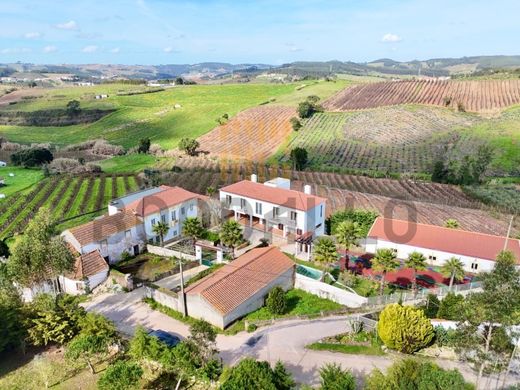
303;184;312;195
251;174;258;183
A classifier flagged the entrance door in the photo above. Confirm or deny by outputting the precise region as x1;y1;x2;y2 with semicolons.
133;245;139;256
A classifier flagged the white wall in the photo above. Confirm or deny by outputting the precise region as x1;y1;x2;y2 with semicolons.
59;269;109;295
143;199;199;243
295;274;368;308
364;238;496;273
21;281;54;302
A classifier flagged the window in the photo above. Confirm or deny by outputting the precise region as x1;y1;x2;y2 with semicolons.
181;207;185;215
320;205;323;218
392;248;398;254
161;214;166;223
290;211;297;221
296;228;302;235
76;282;84;291
151;218;156;226
226;195;232;206
171;210;177;221
471;262;478;270
155;236;160;244
240;198;246;209
125;230;131;239
315;223;322;229
428;255;437;261
255;202;262;215
173;230;178;237
273;207;280;218
100;239;108;247
189;203;194;211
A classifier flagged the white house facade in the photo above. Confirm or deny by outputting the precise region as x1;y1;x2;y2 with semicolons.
365;217;520;273
219;176;327;241
58;250;109;295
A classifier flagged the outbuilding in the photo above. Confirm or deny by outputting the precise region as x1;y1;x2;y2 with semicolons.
59;250;109;295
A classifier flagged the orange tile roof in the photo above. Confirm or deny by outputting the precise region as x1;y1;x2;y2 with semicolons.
68;211;142;246
185;246;295;314
67;250;109;280
124;185;206;217
367;217;520;262
220;180;326;211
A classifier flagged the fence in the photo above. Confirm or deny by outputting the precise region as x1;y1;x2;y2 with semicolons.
147;244;197;261
364;281;483;309
144;285;182;312
295;274;368;307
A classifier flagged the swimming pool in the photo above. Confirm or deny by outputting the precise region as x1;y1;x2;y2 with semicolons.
296;264;323;280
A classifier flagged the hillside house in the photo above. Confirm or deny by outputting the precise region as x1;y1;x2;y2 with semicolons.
113;185;207;245
0;161;6;167
62;211;145;264
219;175;326;254
184;246;295;328
364;217;520;273
58;250;109;295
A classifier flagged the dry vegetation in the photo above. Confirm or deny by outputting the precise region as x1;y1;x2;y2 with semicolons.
324;79;520;113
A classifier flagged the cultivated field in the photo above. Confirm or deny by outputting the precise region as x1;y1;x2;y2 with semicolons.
324;79;520;113
0;173;140;239
198;106;295;160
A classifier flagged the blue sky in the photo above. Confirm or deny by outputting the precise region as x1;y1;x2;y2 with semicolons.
1;0;518;65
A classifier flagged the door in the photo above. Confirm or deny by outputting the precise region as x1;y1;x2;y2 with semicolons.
133;245;139;256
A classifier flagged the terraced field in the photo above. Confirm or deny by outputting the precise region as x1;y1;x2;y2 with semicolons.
325;79;520;113
0;173;140;238
198;106;295;160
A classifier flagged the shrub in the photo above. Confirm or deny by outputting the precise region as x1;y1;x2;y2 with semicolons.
178;138;199;156
289;117;302;131
247;323;257;333
48;158;102;174
97;360;143;390
219;358;294;390
437;293;464;320
319;363;355;390
266;286;287;315
91;139;124;156
137;138;151;154
327;209;378;236
11;147;53;167
434;326;458;347
364;358;471;390
422;293;440;318
377;303;434;354
290;147;308;170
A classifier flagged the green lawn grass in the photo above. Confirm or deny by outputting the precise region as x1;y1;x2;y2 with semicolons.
98;154;162;174
0;83;296;149
0;166;43;199
306;342;385;356
270;79;351;106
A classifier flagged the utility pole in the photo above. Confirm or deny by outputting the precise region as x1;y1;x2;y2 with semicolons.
179;258;187;317
503;215;515;251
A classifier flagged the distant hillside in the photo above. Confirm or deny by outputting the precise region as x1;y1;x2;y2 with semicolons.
2;55;519;80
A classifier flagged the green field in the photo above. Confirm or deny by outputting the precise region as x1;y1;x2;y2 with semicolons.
0;83;299;149
0;166;43;197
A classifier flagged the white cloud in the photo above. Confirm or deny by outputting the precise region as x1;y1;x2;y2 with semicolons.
43;45;57;53
0;47;31;54
381;33;402;43
163;47;173;53
82;45;98;53
110;47;120;53
55;20;78;30
24;32;42;39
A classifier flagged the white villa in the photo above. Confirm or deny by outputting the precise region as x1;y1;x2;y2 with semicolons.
219;175;326;254
365;217;520;273
63;185;206;263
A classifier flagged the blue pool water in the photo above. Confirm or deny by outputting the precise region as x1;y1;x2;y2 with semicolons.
296;264;323;280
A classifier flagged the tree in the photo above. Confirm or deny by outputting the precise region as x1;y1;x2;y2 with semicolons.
188;319;218;363
437;292;464;320
422;293;440;318
297;96;322;119
0;239;9;258
266;286;287;315
290;147;308;170
97;360;143;390
152;221;169;247
220;358;294;390
178;137;199;156
7;207;75;289
182;217;203;246
440;257;465;290
66;333;112;374
175;77;185;85
444;219;460;229
313;237;338;265
11;147;53;167
206;186;216;197
319;363;355;390
377;303;434;354
137;138;151;154
219;220;244;259
404;251;427;295
364;358;471;390
455;250;520;388
371;248;400;295
327;208;378;236
66;100;81;116
289;117;302;131
335;220;363;269
0;264;25;353
129;326;166;362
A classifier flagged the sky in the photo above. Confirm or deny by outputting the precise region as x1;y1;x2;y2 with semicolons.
0;0;519;65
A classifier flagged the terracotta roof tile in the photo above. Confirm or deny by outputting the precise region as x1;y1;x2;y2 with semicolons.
68;250;109;280
185;246;295;314
368;217;520;262
68;211;141;246
124;185;206;217
220;180;326;211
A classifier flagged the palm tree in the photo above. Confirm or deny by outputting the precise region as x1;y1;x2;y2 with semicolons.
182;217;203;246
405;251;427;296
152;221;169;247
444;219;460;229
219;220;244;259
206;186;216;198
335;220;362;270
440;257;465;291
372;248;400;295
313;237;339;266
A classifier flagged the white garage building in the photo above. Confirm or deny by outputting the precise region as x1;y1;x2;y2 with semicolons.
364;217;520;273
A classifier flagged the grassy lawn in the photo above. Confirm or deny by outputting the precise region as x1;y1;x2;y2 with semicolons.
245;289;342;321
0;83;296;149
307;342;385;356
97;154;165;174
270;79;351;106
0;166;43;199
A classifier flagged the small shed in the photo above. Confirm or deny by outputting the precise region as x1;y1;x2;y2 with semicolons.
59;250;109;295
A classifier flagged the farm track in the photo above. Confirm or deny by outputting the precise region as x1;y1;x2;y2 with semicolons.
324;79;520;113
